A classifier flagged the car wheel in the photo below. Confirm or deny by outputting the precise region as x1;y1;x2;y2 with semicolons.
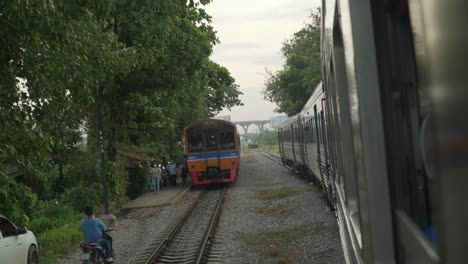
27;245;39;264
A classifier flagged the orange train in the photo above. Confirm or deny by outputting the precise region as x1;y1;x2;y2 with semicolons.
183;119;240;185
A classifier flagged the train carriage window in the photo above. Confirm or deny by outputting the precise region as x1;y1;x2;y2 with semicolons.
309;119;314;143
311;118;315;143
219;131;235;150
187;131;203;153
204;129;219;151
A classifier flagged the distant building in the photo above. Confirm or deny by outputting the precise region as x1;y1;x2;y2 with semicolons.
213;115;231;121
270;115;288;128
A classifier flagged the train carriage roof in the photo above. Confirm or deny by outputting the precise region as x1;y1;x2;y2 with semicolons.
184;119;236;131
278;114;300;129
300;82;323;117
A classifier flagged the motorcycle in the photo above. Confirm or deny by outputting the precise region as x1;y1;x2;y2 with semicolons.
80;229;114;264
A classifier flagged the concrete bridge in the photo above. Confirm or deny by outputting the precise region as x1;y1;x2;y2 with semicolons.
233;120;270;134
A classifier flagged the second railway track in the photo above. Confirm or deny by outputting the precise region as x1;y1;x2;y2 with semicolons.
133;186;227;264
259;151;284;166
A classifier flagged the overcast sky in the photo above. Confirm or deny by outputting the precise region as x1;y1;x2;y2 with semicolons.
205;0;320;122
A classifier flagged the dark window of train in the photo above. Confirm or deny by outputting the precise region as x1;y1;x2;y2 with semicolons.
310;118;313;143
204;129;219;151
188;133;203;153
219;131;235;150
311;118;314;143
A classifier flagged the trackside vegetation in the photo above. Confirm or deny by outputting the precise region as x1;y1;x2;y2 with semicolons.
263;9;321;116
1;0;242;261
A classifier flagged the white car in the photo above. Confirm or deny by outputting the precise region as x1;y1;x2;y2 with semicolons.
0;215;38;264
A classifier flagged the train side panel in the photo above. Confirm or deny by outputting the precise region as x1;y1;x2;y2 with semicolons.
300;83;330;187
278;115;302;169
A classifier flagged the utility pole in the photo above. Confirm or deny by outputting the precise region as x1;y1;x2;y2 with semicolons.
96;82;109;214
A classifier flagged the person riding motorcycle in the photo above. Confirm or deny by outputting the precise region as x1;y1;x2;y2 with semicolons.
82;206;114;262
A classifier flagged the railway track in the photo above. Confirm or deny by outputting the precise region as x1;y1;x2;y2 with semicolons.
133;186;227;264
259;151;284;166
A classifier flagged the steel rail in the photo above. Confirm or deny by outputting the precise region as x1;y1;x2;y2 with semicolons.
143;189;205;264
260;151;284;166
194;186;227;264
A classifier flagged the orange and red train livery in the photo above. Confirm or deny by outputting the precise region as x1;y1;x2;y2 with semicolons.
184;119;240;185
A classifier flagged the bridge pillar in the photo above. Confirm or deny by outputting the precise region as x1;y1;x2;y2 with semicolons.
255;123;266;134
240;124;250;134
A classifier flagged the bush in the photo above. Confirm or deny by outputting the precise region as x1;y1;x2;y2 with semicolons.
60;184;101;212
107;159;129;209
28;217;56;234
29;200;81;234
37;222;82;255
126;166;149;199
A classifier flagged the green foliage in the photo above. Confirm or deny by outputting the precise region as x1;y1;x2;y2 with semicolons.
0;0;130;223
106;158;129;209
263;9;321;115
59;184;102;212
28;199;84;263
29;200;81;238
28;217;56;234
37;222;82;259
251;131;278;147
0;0;242;224
126;166;149;199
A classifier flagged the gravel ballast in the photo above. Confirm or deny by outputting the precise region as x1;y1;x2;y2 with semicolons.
55;190;200;264
218;150;345;264
56;150;344;263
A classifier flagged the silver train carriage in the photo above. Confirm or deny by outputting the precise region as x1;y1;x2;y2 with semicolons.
322;0;468;263
279;0;468;263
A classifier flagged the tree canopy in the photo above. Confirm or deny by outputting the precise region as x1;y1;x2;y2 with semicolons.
263;9;321;116
0;0;242;223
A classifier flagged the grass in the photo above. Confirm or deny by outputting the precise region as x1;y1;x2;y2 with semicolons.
238;223;322;263
263;144;280;154
37;221;83;264
254;186;300;201
251;177;272;186
253;202;295;218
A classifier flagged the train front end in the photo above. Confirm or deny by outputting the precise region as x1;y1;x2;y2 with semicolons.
184;119;240;185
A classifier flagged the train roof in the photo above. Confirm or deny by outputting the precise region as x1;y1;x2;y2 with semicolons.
277;113;300;129
184;119;236;131
301;82;323;114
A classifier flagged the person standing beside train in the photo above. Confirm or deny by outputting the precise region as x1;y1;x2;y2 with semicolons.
167;160;178;186
149;163;161;194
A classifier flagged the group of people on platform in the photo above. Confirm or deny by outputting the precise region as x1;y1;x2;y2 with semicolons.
149;157;189;194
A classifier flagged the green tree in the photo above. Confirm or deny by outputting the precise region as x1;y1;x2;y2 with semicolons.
0;0;242;223
263;9;321;116
0;0;136;223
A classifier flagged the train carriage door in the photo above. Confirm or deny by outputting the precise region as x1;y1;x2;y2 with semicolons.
291;123;297;166
299;117;306;167
303;117;310;169
321;99;331;182
278;128;283;157
320;99;334;209
314;105;325;185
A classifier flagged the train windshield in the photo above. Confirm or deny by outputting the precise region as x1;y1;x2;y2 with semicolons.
186;122;236;153
187;133;204;152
